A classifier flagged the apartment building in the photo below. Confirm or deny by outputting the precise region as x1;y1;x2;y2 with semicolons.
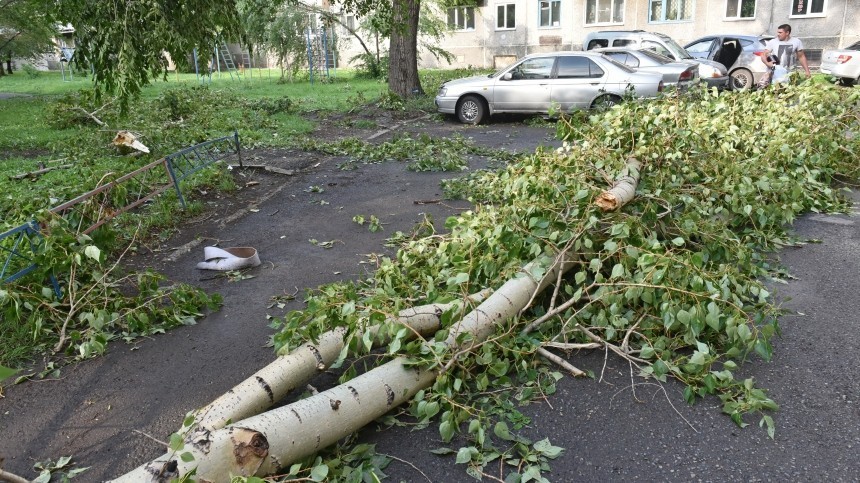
340;0;859;70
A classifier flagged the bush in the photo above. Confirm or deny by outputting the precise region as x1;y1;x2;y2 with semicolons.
350;52;389;80
21;64;40;79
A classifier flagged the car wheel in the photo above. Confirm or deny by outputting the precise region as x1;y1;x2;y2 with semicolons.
730;68;754;90
590;95;621;111
457;95;486;124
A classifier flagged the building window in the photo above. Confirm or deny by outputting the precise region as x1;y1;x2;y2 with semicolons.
649;0;693;22
448;7;476;31
497;3;516;29
539;0;561;28
725;0;755;18
791;0;825;16
586;0;625;25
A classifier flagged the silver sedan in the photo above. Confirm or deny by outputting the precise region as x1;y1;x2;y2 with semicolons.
593;48;700;91
435;52;665;124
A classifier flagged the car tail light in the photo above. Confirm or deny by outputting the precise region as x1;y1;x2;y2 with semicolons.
679;68;694;81
658;80;664;92
837;54;853;64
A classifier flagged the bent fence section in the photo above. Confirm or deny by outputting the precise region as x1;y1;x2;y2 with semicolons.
1;132;240;297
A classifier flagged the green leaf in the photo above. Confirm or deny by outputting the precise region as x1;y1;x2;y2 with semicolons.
440;420;455;442
180;451;195;462
84;245;101;261
168;432;184;451
310;464;329;482
671;237;685;246
494;421;515;441
425;401;440;418
341;301;356;316
610;263;624;279
456;446;473;464
533;438;563;458
0;365;19;382
430;447;456;455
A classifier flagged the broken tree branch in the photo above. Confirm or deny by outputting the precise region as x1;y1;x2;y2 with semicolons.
594;157;642;211
10;164;73;180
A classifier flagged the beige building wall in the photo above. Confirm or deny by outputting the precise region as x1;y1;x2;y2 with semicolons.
337;0;857;70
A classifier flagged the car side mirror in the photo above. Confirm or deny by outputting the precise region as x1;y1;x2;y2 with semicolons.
502;72;512;81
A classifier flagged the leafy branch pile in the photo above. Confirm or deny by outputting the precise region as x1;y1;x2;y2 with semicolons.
0;85;286;367
298;132;518;171
267;81;858;480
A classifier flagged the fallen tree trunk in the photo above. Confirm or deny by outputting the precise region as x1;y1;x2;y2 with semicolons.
113;257;569;482
186;291;491;436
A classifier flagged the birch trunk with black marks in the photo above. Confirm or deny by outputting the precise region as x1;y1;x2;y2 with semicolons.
113;259;568;482
186;292;491;436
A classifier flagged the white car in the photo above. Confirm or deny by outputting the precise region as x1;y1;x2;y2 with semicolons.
821;41;860;85
435;51;665;124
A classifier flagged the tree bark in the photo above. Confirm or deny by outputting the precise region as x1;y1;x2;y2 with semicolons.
387;0;423;97
184;292;490;437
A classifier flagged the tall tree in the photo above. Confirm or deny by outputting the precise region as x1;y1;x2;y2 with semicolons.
387;0;422;96
0;0;57;75
331;0;422;97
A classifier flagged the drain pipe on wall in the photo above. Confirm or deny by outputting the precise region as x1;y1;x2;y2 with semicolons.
839;0;848;48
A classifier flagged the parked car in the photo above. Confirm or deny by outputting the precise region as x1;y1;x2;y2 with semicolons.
684;34;773;90
592;47;699;91
435;52;665;124
820;40;860;85
582;30;729;89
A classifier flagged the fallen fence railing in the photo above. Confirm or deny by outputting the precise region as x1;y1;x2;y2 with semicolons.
164;131;241;208
0;221;61;297
1;132;241;296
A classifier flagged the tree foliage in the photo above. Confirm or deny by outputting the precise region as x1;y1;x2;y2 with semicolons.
53;0;242;109
0;0;57;73
238;0;307;82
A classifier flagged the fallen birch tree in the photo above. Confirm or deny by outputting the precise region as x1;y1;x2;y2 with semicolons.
117;81;859;481
114;254;576;481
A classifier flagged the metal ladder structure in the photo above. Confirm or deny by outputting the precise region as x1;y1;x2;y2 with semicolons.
305;26;337;84
214;41;241;80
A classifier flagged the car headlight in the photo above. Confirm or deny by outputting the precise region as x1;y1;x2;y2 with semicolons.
438;86;448;97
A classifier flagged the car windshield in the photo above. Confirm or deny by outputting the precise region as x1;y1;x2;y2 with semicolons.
662;37;696;60
637;49;675;64
847;40;860;50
